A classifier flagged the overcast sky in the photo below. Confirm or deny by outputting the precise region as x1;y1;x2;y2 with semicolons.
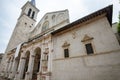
0;0;120;53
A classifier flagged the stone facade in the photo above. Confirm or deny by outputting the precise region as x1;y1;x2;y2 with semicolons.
0;1;120;80
52;16;120;80
0;53;4;64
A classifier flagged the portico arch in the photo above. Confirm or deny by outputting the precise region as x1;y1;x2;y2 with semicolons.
8;56;14;74
32;47;41;80
23;51;30;79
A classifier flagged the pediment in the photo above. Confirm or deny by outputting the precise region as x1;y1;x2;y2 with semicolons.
62;41;70;47
81;34;93;42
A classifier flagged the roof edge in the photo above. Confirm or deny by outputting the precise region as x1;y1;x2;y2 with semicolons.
51;5;113;35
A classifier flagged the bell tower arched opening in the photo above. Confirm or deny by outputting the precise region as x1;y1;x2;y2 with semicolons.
27;8;32;17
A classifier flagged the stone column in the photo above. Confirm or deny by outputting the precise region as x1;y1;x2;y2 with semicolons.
8;58;13;77
25;50;35;80
46;38;52;80
4;60;10;77
9;58;19;79
48;39;52;72
16;56;26;79
37;43;44;80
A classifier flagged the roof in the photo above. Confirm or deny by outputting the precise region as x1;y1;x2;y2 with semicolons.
51;5;113;35
21;1;39;11
31;0;36;6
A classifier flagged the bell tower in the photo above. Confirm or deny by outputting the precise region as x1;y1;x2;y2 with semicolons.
20;0;39;20
5;0;39;52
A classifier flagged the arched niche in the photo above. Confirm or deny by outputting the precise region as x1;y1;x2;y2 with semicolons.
57;13;65;23
41;21;49;32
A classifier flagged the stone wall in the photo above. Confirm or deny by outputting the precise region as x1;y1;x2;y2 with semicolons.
52;15;120;80
52;50;120;80
0;54;4;64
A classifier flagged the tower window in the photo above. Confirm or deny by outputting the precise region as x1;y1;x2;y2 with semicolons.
64;49;69;58
32;11;35;19
28;8;32;17
85;43;94;55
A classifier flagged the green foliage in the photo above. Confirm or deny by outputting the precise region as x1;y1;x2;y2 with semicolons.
118;23;120;33
117;12;120;33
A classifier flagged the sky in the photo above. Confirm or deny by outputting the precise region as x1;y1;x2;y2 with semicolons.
0;0;120;53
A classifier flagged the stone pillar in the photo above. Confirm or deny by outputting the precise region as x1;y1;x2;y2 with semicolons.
16;56;26;79
37;43;44;80
25;50;35;80
9;58;19;79
4;60;10;77
37;47;43;80
46;38;52;80
48;39;52;72
7;58;13;77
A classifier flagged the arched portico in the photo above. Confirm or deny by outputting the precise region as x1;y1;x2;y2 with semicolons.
4;57;11;77
32;47;41;80
8;56;14;77
10;52;21;79
23;51;30;79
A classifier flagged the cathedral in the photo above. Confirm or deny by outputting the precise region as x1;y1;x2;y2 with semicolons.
0;0;120;80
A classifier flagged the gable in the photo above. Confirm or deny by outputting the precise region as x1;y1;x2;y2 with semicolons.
29;9;70;39
52;5;113;35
